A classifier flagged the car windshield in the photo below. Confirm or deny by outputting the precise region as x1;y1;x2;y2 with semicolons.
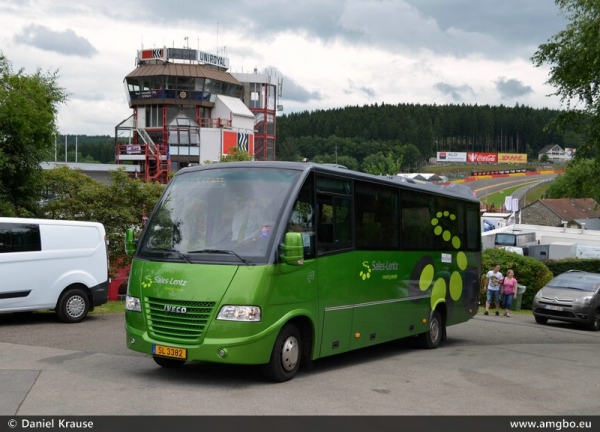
547;273;600;292
138;166;302;263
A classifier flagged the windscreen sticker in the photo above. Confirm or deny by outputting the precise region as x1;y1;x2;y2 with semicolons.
260;225;271;237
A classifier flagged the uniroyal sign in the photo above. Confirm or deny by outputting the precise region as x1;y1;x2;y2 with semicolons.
436;152;467;162
497;153;528;163
467;152;497;163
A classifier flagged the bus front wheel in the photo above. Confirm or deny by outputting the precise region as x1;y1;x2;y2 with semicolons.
418;310;443;349
262;323;301;382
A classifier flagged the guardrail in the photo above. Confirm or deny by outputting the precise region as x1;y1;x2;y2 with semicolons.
514;178;554;209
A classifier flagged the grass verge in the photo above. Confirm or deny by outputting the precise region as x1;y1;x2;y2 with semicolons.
90;300;125;315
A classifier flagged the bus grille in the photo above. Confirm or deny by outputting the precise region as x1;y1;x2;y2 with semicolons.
145;297;216;342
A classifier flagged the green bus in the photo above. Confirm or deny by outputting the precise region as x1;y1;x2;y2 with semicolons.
124;161;481;382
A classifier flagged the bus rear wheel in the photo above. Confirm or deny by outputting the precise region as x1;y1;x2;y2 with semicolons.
418;310;443;349
262;323;301;382
153;356;186;368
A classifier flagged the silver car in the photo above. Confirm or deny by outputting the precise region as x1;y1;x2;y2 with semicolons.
532;270;600;331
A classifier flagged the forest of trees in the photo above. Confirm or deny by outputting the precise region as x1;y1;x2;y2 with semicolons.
276;102;587;169
52;135;119;164
58;103;586;171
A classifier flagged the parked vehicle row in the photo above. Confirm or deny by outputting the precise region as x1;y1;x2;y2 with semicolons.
0;217;109;323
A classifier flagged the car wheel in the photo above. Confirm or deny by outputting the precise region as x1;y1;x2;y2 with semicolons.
418;310;443;349
534;315;548;325
153;356;186;368
262;323;301;382
587;309;600;331
56;288;90;323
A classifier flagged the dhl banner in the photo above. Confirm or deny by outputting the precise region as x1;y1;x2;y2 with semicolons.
498;153;528;163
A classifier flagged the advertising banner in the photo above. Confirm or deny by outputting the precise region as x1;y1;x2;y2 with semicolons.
565;148;576;159
497;153;528;163
467;152;497;163
436;152;467;162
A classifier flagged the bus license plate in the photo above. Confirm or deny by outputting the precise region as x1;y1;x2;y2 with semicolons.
153;344;187;359
545;305;563;311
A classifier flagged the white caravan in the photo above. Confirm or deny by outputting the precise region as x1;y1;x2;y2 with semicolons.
0;218;109;322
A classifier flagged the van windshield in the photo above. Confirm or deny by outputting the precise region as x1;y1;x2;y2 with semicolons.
138;166;302;263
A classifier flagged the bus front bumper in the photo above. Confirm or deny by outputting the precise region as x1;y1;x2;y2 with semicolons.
125;323;278;365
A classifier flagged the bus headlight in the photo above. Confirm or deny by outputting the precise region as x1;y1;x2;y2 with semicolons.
125;295;141;312
217;305;261;322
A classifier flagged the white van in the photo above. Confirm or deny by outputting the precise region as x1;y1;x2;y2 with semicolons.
0;217;109;323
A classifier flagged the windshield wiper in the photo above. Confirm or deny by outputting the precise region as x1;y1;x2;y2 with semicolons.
147;248;191;264
186;249;253;266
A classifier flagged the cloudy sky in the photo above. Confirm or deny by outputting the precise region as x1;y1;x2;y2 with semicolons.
0;0;568;136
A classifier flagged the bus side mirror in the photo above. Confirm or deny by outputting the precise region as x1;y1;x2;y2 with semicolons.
280;232;304;266
125;228;137;256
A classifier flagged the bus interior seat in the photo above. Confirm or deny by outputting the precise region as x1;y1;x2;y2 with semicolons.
318;224;333;243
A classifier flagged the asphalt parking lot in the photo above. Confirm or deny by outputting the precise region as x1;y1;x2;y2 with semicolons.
1;310;599;416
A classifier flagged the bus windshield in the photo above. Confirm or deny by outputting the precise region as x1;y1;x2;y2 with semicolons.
138;167;302;263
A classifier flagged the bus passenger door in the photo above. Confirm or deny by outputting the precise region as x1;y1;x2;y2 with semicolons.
313;176;355;358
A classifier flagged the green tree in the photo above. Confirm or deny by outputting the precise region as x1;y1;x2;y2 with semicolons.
361;151;404;175
482;248;554;309
531;1;600;168
220;147;253;162
399;144;422;171
202;147;253;164
276;138;301;161
39;167;165;274
545;157;600;198
0;53;68;216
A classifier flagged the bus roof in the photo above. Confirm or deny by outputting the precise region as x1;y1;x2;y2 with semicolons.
176;161;479;203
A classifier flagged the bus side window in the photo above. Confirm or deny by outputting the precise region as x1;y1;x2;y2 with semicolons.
287;175;316;258
317;223;333;243
317;194;352;253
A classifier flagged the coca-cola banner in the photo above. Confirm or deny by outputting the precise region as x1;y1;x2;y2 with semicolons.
497;153;528;163
436;152;467;162
467;152;497;163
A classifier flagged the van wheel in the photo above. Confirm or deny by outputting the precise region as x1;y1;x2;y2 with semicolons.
418;310;443;349
587;309;600;331
153;356;186;368
262;323;301;382
534;315;548;325
56;288;89;323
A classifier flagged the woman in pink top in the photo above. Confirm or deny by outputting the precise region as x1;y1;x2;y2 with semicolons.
501;269;518;317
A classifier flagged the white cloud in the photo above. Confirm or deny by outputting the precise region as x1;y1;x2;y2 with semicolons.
0;0;566;135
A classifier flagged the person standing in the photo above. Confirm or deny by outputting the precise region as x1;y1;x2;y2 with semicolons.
501;269;518;317
484;264;503;316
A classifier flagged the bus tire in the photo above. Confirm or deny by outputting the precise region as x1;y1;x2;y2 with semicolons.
262;323;301;382
56;288;90;323
418;310;443;349
153;356;186;368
